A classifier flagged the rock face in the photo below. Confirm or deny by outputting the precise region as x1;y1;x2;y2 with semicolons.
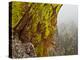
11;2;62;58
12;33;36;58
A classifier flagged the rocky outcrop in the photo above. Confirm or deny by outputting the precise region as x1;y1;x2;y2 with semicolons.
11;2;62;57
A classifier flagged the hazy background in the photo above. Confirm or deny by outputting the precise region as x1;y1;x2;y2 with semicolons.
57;4;78;28
55;5;78;55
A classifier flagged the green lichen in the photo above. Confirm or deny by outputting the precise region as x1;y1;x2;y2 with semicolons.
11;2;62;56
12;2;32;28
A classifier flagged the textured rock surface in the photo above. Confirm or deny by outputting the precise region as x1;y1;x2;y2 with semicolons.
12;33;36;58
11;2;62;57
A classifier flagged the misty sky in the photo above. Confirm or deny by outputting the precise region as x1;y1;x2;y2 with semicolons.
57;4;78;28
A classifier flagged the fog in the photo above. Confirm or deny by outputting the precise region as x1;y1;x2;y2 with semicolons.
57;4;78;28
55;5;78;55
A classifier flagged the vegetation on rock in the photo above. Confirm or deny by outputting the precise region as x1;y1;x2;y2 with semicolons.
11;1;62;57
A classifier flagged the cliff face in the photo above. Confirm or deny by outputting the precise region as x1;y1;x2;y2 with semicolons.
11;2;62;57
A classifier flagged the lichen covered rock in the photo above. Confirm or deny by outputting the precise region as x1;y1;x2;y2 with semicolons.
11;2;62;57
